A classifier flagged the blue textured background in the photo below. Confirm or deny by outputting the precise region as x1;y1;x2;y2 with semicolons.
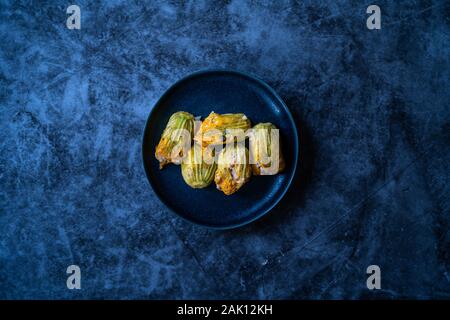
1;0;449;299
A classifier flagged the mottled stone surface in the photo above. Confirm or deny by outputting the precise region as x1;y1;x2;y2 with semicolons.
0;0;449;299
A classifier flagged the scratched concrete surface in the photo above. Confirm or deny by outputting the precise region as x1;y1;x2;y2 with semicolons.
0;0;449;299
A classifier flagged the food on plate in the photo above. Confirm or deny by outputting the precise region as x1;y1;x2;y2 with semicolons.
155;111;286;195
155;111;194;169
249;123;285;175
214;144;252;195
194;112;251;147
181;144;217;188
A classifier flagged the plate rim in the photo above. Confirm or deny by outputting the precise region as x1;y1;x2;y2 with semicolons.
141;69;299;229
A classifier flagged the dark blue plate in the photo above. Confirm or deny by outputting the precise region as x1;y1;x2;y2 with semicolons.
142;70;298;229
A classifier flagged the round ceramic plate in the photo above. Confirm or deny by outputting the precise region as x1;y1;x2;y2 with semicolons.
142;70;298;229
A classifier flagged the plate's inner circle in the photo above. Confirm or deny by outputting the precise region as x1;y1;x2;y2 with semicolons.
143;71;297;228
